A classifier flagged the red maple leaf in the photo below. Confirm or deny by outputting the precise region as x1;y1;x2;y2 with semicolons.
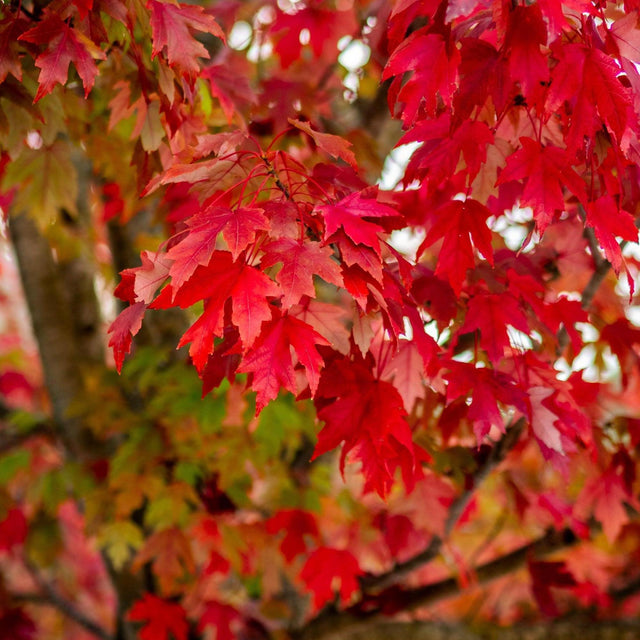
262;238;343;308
0;16;29;83
529;560;577;617
167;205;270;289
290;298;350;355
152;251;279;369
239;312;329;412
128;594;188;640
383;29;459;125
0;507;28;552
455;38;510;117
599;318;640;386
609;11;640;62
266;509;319;563
314;358;419;497
197;601;241;640
127;250;173;304
148;0;224;79
460;292;530;364
419;198;493;294
400;115;493;187
319;190;400;254
585;195;638;273
504;5;549;102
202;55;258;123
575;450;640;542
107;302;146;373
497;138;587;233
289;118;357;169
270;6;356;69
19;15;106;101
299;547;362;609
547;43;633;149
445;362;528;442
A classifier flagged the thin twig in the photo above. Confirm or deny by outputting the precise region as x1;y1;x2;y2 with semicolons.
20;563;115;640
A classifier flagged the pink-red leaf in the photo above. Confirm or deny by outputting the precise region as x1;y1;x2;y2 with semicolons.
20;16;106;100
148;0;224;78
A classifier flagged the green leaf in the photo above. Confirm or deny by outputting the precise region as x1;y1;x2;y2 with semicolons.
0;450;31;484
3;139;78;225
98;521;144;570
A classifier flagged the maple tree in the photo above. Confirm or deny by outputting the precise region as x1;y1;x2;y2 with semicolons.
2;0;640;638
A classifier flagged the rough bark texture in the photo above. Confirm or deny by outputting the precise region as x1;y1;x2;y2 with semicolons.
9;212;87;454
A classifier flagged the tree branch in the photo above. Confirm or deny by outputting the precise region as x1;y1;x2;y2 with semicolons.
8;213;87;457
296;527;579;640
360;417;526;593
15;575;115;640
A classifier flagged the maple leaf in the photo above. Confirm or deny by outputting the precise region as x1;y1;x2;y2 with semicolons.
132;528;195;595
609;11;640;63
167;205;270;289
262;238;343;309
318;190;399;254
290;299;350;354
400;115;494;187
0;507;28;551
266;509;319;563
445;362;528;442
197;601;241;640
270;6;356;69
151;252;278;369
496;138;587;233
455;38;511;117
239;312;329;412
527;386;566;455
378;339;428;412
547;43;633;149
289;118;357;169
128;251;173;304
0;16;29;83
504;5;549;101
19;15;106;101
585;195;638;273
383;29;459;125
529;560;577;617
314;358;419;497
460;292;530;364
128;594;188;640
299;547;362;609
419;198;493;294
599;318;640;386
202;55;258;123
108;302;146;373
148;0;224;78
336;233;384;285
574;451;640;542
